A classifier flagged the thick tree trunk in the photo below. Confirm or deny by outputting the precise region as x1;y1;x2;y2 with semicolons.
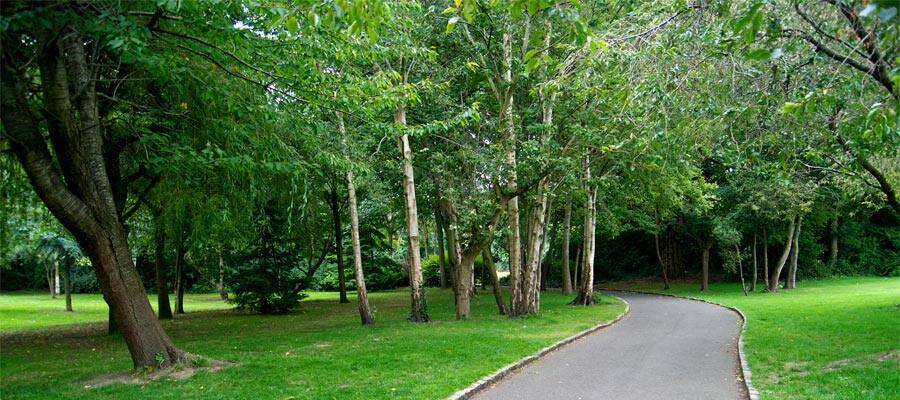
434;205;448;289
174;244;186;314
217;249;228;301
329;186;349;303
828;218;839;268
517;187;547;314
751;233;758;292
561;199;573;294
346;168;375;325
63;264;73;312
1;25;187;368
701;239;712;292
152;209;173;319
786;216;802;289
572;155;597;306
397;102;427;322
769;216;797;292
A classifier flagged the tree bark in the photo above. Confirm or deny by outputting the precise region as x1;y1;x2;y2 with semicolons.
573;246;581;291
561;199;573;294
434;205;448;289
751;233;758;292
54;262;60;298
0;21;187;368
763;228;769;289
483;247;508;315
347;169;374;325
701;239;712;292
152;207;173;319
572;155;597;306
329;185;349;303
828;218;839;268
769;215;797;292
63;264;73;312
174;243;186;314
736;244;748;296
397;101;427;322
654;229;670;290
336;111;374;325
786;215;802;289
217;249;228;301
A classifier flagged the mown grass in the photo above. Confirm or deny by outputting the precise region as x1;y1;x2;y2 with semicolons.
0;292;231;332
602;276;900;400
0;288;624;399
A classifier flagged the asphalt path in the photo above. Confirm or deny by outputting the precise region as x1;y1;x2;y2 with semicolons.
473;291;746;400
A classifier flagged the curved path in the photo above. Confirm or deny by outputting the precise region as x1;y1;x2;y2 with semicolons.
473;291;746;400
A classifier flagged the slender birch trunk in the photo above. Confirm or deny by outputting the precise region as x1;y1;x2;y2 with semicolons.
769;215;797;292
572;154;597;305
763;228;769;289
217;249;228;301
483;247;508;315
786;216;802;289
336;111;374;324
828;218;839;268
174;244;186;314
329;185;349;303
561;199;573;294
751;233;758;292
397;97;427;322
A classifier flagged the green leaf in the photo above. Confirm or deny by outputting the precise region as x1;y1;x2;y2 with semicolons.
745;48;770;60
285;16;299;34
780;102;801;114
445;16;459;34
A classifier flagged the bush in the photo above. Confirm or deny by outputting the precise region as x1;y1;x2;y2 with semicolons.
421;254;445;287
228;221;308;314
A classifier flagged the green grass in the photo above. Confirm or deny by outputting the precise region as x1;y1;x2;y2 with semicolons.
0;292;232;332
0;288;625;399
602;276;900;400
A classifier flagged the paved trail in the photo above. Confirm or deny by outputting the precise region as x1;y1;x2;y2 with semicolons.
473;292;746;400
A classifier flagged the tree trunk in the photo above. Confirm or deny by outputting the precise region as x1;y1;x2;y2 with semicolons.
329;185;349;303
152;208;173;319
751;233;757;292
573;246;581;291
397;102;427;322
217;249;228;301
346;168;375;325
0;24;187;368
572;155;597;306
517;186;547;315
54;262;60;298
769;216;797;292
736;244;748;296
786;216;802;289
434;205;448;289
561;199;573;294
701;239;712;292
654;229;670;290
63;264;73;311
174;244;186;314
46;264;55;298
763;228;769;289
828;218;839;268
483;247;508;315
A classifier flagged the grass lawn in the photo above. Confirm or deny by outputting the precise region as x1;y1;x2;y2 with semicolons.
0;292;232;332
602;276;900;400
0;288;625;399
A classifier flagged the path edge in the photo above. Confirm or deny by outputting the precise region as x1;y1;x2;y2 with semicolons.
605;289;760;400
446;295;631;400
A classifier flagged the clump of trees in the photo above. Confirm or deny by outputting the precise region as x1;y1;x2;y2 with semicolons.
1;0;896;371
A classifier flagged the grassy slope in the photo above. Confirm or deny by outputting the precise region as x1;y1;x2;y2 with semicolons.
1;288;624;399
602;276;900;400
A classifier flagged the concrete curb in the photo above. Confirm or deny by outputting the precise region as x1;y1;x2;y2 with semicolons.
604;289;760;400
446;296;631;400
